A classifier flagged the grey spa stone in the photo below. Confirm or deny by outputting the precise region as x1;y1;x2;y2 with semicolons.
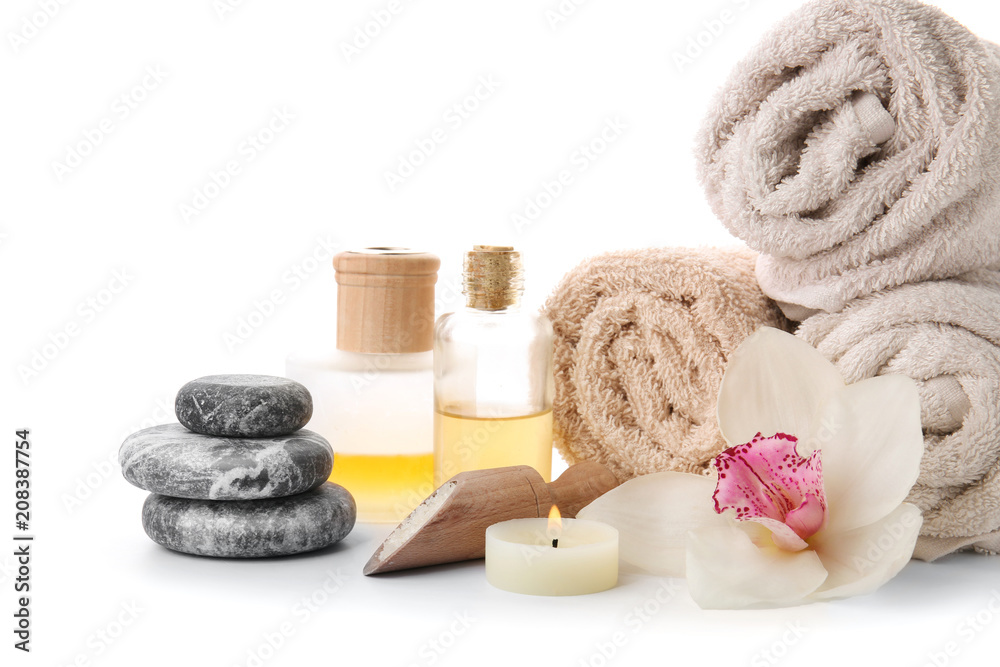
119;424;333;500
141;483;357;558
175;374;312;438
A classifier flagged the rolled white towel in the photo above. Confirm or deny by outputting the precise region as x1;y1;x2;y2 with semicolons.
698;0;1000;318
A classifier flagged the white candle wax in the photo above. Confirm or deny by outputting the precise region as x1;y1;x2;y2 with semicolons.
485;518;618;596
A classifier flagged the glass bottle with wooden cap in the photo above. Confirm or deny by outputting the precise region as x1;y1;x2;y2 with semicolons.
432;245;554;486
286;247;440;523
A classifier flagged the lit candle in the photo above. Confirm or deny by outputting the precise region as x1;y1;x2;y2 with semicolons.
485;506;618;596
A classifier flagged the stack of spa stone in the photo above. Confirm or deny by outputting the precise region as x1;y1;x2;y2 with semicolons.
119;374;356;558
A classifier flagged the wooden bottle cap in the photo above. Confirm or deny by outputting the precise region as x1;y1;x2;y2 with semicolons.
334;248;440;354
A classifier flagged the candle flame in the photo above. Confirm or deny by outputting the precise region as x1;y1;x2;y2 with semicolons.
547;505;562;538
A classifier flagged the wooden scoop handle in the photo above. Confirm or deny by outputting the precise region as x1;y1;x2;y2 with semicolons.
544;460;620;517
468;462;620;519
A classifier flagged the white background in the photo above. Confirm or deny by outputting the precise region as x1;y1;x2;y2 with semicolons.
3;0;999;665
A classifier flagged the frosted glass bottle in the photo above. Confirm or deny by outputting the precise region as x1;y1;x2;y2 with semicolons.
286;248;439;523
433;246;554;486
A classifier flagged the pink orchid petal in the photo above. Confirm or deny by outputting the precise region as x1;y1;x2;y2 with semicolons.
785;494;826;540
712;433;827;545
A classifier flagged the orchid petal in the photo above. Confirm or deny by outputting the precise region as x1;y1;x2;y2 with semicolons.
578;472;728;576
717;327;844;447
785;495;826;540
744;517;810;551
816;375;924;532
811;503;922;600
685;523;828;609
712;433;825;543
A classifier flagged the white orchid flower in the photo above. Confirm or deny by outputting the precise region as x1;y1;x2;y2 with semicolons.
579;327;925;609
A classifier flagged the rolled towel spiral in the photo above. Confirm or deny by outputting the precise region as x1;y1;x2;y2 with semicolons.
697;0;1000;318
544;247;789;482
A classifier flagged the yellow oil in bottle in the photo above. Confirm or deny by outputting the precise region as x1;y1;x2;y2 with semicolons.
329;453;434;523
433;409;553;486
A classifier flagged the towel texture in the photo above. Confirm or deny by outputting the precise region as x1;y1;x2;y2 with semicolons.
797;272;1000;559
544;248;788;482
697;0;1000;318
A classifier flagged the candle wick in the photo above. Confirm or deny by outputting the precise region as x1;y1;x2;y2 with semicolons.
552;538;558;548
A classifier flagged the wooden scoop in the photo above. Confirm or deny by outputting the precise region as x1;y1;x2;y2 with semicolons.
363;462;619;575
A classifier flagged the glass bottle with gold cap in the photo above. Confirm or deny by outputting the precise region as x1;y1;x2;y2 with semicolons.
432;245;554;486
286;247;440;523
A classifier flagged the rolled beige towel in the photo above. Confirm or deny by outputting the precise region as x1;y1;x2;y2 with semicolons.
797;271;1000;559
544;247;789;482
697;0;1000;319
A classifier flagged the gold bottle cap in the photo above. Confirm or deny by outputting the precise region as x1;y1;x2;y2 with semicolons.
334;247;440;354
463;245;524;311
